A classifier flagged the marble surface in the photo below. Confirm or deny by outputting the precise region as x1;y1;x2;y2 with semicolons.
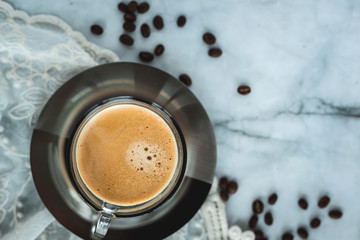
4;0;360;239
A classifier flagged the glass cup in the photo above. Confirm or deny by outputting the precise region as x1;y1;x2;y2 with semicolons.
69;98;184;239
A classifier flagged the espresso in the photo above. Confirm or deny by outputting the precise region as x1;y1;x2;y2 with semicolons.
75;103;178;205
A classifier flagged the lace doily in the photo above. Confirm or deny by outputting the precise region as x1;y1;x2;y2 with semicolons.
0;1;253;239
0;1;117;239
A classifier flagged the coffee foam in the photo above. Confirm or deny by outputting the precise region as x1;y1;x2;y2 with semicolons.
75;104;178;205
126;140;175;175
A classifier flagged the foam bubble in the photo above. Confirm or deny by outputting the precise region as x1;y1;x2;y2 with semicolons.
126;141;169;175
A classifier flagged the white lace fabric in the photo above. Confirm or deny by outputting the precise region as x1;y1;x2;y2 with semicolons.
0;1;118;239
0;1;253;239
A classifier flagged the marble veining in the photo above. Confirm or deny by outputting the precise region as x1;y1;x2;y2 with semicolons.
4;0;360;239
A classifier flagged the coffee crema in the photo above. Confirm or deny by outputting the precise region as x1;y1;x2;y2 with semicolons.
75;103;178;205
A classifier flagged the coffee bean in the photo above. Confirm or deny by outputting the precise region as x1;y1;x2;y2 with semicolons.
268;193;278;205
220;189;229;202
219;177;228;189
208;47;222;58
124;12;136;22
318;195;330;208
179;74;192;86
227;181;238;194
252;199;264;214
329;209;343;219
154;44;165;56
203;32;216;45
310;217;321;228
123;22;136;32
237;85;251;95
119;34;134;46
153;15;164;30
297;227;309;239
127;1;138;12
264;212;273;226
139;51;154;62
253;230;264;239
90;24;103;35
177;15;186;27
282;232;294;240
137;2;150;13
118;2;127;12
248;214;258;228
298;198;308;210
140;23;151;38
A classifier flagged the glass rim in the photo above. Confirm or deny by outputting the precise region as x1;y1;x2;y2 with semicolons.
70;98;184;216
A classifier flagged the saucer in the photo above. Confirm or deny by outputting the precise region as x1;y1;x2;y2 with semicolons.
30;62;216;239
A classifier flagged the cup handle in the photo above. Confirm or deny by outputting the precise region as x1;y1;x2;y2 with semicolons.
94;210;115;239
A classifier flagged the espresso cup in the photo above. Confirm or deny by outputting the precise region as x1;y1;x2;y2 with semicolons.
70;98;184;238
31;63;216;240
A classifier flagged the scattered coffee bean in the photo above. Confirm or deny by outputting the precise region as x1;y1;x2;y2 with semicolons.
219;177;228;189
127;1;138;12
153;15;164;30
282;232;294;240
118;2;127;12
208;47;222;58
237;85;251;95
298;198;308;210
252;199;264;214
139;51;154;62
90;24;103;35
248;214;258;228
297;227;309;239
203;32;216;45
124;12;136;22
179;74;192;86
253;230;264;239
264;212;273;226
154;44;165;56
140;23;151;38
119;34;134;46
318;195;330;208
227;181;238;194
329;209;343;219
123;22;136;32
137;2;150;13
177;15;186;27
220;189;229;202
268;193;278;205
310;217;321;228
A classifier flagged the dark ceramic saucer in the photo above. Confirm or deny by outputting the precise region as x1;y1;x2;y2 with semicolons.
30;62;216;239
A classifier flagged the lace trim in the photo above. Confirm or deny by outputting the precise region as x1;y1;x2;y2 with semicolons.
199;178;255;240
0;0;117;239
0;0;118;63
